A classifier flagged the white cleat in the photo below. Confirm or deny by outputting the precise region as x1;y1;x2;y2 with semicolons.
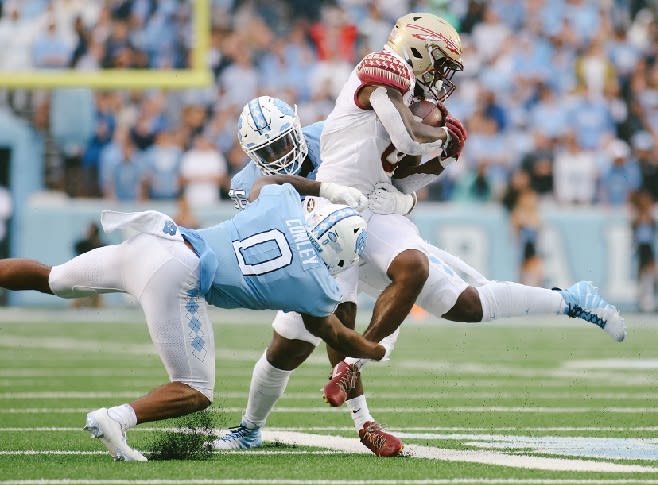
209;423;263;450
558;281;627;342
83;407;147;461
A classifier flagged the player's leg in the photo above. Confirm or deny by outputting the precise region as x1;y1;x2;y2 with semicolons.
408;243;626;341
324;299;403;457
84;235;213;461
360;214;430;343
0;258;53;294
471;280;625;341
211;310;317;450
363;238;625;342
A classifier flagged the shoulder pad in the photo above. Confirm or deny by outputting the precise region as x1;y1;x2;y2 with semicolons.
356;51;413;94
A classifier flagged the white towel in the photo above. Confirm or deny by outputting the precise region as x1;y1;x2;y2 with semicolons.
100;210;183;242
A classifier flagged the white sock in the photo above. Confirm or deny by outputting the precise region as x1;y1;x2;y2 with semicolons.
243;352;291;429
107;403;137;431
477;281;565;322
346;394;373;430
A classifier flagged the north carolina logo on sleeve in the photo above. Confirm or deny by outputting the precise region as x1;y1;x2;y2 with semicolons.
305;198;315;213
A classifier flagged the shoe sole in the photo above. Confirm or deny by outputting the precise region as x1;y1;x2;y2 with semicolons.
211;439;264;450
602;310;627;342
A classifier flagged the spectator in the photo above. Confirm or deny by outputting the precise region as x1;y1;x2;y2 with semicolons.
102;19;147;68
81;92;117;198
634;131;658;201
454;162;492;203
554;132;598;205
631;191;656;312
69;14;89;67
142;130;183;200
102;136;145;201
180;134;228;209
308;5;358;64
511;187;543;287
574;34;617;98
217;48;259;110
599;139;641;206
32;18;71;69
0;3;38;71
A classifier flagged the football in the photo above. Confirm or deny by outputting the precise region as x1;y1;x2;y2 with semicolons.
409;100;444;127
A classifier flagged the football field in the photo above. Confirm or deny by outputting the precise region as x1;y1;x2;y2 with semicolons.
2;307;658;484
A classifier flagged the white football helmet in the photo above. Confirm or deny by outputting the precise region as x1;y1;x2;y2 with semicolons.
238;96;308;176
386;12;463;101
305;203;368;276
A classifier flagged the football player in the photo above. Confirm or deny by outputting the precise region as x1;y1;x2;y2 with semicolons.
318;12;625;413
0;175;396;461
214;8;627;455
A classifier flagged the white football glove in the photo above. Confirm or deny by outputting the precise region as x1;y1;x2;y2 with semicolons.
378;328;400;361
319;182;367;211
368;182;416;215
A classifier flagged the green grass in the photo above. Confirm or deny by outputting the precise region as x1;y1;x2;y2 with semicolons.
1;310;658;484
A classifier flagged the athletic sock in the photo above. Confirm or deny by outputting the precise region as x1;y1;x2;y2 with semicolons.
243;352;291;429
346;394;374;430
107;403;137;431
477;281;564;322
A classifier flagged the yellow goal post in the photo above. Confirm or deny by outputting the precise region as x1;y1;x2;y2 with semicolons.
0;0;211;90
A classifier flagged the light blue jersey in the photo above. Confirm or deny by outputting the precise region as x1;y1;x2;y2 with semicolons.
229;122;324;209
180;183;341;317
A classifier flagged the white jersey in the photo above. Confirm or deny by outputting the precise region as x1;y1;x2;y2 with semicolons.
317;50;415;194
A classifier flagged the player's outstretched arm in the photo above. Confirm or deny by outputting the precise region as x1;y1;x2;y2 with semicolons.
250;175;367;210
301;313;387;361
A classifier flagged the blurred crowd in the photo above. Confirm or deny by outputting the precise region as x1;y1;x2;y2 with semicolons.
0;0;656;308
0;0;657;209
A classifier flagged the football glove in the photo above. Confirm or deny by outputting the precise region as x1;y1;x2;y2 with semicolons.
319;182;367;211
368;182;416;215
442;116;467;162
378;328;400;361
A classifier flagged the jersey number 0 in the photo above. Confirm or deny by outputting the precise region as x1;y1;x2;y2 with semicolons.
232;229;293;276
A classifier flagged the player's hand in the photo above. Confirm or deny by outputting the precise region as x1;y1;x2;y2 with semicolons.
378;328;400;361
368;182;415;215
442;116;467;163
319;182;367;211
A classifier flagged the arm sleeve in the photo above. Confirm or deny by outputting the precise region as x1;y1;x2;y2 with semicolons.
370;87;446;157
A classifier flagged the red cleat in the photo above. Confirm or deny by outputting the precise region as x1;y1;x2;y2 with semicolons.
359;421;404;457
322;361;359;407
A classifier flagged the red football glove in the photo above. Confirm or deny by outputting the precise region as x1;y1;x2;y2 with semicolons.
443;116;467;160
435;101;449;124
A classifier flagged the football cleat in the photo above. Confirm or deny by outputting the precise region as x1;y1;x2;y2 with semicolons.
209;422;263;450
358;421;404;457
556;281;626;342
323;361;359;407
83;407;147;461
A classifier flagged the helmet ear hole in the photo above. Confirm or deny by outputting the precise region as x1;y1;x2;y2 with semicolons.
410;47;423;59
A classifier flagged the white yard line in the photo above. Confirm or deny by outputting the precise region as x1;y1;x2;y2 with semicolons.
262;430;658;473
2;428;658;474
2;406;658;414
